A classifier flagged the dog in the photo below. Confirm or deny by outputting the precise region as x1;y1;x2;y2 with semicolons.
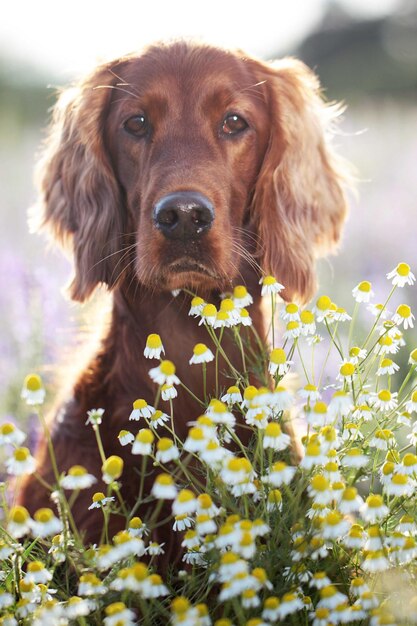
18;41;349;555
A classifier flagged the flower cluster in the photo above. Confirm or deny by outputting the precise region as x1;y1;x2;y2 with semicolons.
1;263;416;625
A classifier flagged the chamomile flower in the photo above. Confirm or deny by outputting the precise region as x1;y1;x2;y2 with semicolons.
328;390;353;418
372;389;398;412
352;404;373;421
144;333;164;359
384;472;415;497
21;373;45;405
221;457;254;486
7;506;31;538
85;408;105;425
405;390;417;413
321;511;351;539
317;585;348;610
78;573;107;596
275;592;304;619
149;360;180;386
172;489;198;517
263;423;291;451
332;307;352;322
189;296;205;317
131;429;154;455
155;437;180;463
0;422;26;446
183;427;208;452
260;275;284;296
400;452;417;474
5;447;36;476
221;385;242;405
409;348;417;365
352;280;374;303
393;303;414;329
197;493;221;518
189;343;214;364
60;465;97;490
387;262;415;287
88;492;115;510
281;302;300;322
65;596;94;619
341;447;369;469
369;429;395;450
360;494;389;523
238;307;252;326
309;572;332;590
283;320;301;340
397;514;417;535
377;357;400;376
343;524;364;549
219;298;241;325
266;489;283;511
173;515;193;531
338;360;356;379
103;602;137;626
305;401;329;428
161;384;178;401
206;399;235;426
362;550;390;572
117;430;135;447
199;303;217;326
268;348;292;376
298;384;321;404
24;560;52;584
129;399;154;420
262;461;296;486
300;309;316;335
31;508;63;538
262;596;281;621
142;574;169;599
127;517;149;537
308;475;333;505
300;442;327;469
233;285;253;308
148;410;169;429
313;295;333;321
102;455;123;484
151;473;177;499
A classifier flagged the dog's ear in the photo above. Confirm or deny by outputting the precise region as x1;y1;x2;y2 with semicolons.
251;58;351;303
30;61;128;301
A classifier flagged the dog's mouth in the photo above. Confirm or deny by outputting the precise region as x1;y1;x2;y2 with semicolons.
169;259;215;276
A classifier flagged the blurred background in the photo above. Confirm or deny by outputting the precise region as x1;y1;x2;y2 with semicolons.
1;0;416;423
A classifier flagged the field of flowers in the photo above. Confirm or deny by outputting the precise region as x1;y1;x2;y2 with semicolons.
0;264;416;624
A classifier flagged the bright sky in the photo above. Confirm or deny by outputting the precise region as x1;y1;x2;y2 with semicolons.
0;0;400;79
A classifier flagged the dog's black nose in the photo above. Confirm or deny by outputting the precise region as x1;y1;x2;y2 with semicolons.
153;191;214;240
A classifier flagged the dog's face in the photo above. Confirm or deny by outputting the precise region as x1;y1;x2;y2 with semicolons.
104;46;270;293
34;42;349;303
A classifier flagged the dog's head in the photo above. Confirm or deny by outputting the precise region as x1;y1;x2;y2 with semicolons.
33;41;349;303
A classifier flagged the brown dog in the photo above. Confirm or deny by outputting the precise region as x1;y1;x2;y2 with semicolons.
19;41;349;554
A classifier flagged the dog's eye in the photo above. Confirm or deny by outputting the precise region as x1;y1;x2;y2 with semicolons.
221;114;248;136
124;115;148;137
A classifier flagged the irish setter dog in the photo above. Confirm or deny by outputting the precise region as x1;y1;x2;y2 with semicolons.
19;41;348;555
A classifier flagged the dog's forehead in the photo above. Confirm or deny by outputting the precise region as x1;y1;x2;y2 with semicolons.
112;44;260;99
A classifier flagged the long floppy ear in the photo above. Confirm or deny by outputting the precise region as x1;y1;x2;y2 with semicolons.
31;61;128;301
251;58;351;303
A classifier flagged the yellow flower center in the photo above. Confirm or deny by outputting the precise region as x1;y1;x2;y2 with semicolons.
24;373;42;391
310;475;329;492
264;597;280;609
202;304;217;318
160;360;176;376
133;398;147;410
133;563;148;581
27;560;45;573
156;473;174;486
129;516;143;529
68;465;87;476
233;285;248;299
92;492;106;502
0;423;15;435
342;487;357;501
157;437;173;451
171;597;190;614
286;320;299;330
177;489;195;503
340;362;355;377
378;389;392;402
146;333;162;349
300;310;314;324
269;348;287;365
409;348;417;363
226;385;239;395
268;489;282;504
392;473;407;485
263;275;277;286
286;303;298;314
265;423;282;437
102;456;124;479
316;295;332;311
105;602;126;616
357;281;371;292
189;427;204;440
313;401;328;414
305;443;321;457
193;343;209;356
210;399;227;413
366;494;384;508
403;453;417;467
397;262;410;276
34;508;53;523
220;298;234;312
198;493;213;509
191;296;205;307
397;304;411;318
137;429;154;444
10;506;29;524
14;447;30;462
